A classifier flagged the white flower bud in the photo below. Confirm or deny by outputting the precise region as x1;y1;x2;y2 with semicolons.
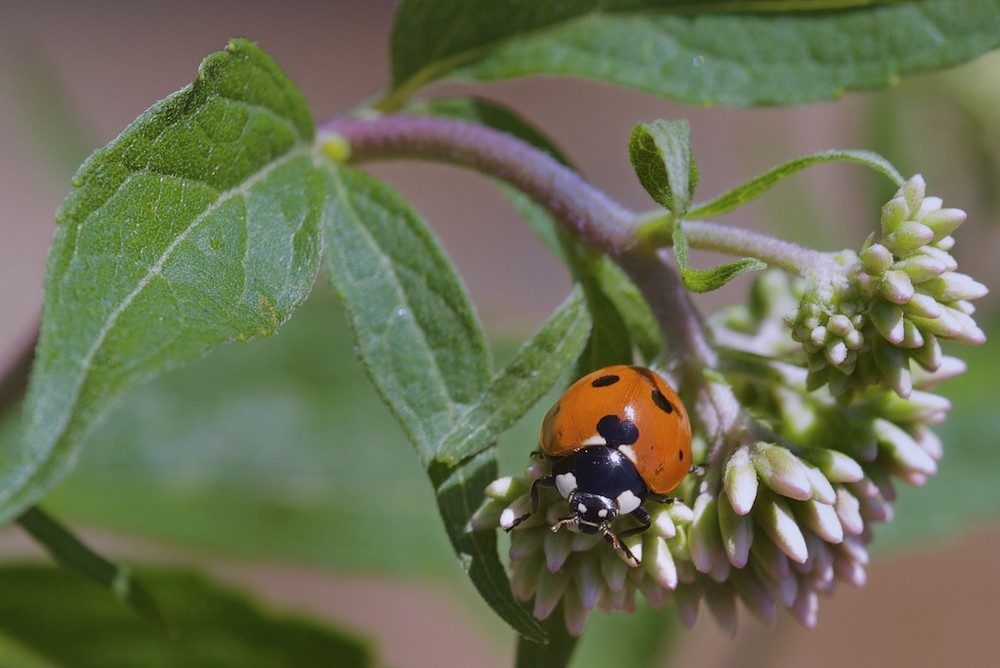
753;442;813;501
718;491;753;568
485;476;520;500
860;242;894;274
874;418;937;477
922;207;967;241
923;272;989;302
800;499;845;544
724;444;759;515
802;448;864;483
871;300;905;344
886;221;934;254
894;252;948;282
880;269;915;304
756;493;809;564
834;488;864;536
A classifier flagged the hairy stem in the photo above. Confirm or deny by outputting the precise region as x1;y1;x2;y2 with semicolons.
321;115;636;253
683;220;837;276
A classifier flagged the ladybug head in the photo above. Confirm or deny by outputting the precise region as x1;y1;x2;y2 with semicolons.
563;490;618;533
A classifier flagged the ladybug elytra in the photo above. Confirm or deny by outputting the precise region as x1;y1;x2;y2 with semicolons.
507;365;693;565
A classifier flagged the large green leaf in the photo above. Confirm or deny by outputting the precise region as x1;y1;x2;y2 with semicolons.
0;565;372;668
386;0;1000;108
0;40;323;525
319;163;543;641
320;163;490;464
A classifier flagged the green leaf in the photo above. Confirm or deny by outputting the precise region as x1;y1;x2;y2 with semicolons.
515;603;578;667
16;507;169;632
673;224;766;293
0;565;373;668
387;0;1000;108
38;287;457;576
320;162;490;465
0;39;323;526
687;149;905;219
437;286;591;464
430;451;546;643
629;119;699;215
319;163;542;640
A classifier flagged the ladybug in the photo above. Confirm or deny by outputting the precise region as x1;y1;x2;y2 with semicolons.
506;365;692;565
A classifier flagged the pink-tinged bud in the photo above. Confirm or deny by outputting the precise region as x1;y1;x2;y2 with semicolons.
871;300;905;344
894;252;948;282
880;196;910;233
880;269;915;304
834;488;865;536
690;495;723;575
718;492;753;568
532;568;569;620
874;418;937;478
861;242;894;274
724;445;759;515
923;272;988;302
757;494;809;564
645;536;678;590
485;476;520;500
886;221;934;254
544;527;574;572
922;207;967;242
803;448;864;484
753;443;813;501
800;499;845;543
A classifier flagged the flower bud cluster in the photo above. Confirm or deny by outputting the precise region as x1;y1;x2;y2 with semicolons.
787;175;986;398
468;458;694;635
469;176;983;636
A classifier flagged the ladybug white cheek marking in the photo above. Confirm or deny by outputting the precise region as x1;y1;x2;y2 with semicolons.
580;433;606;447
598;509;609;518
555;472;578;498
616;490;641;515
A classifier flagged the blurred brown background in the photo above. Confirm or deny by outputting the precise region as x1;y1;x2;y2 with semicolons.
1;2;998;666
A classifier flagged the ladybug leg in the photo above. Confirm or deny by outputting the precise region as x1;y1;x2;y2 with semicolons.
504;475;554;531
599;525;640;567
617;506;652;541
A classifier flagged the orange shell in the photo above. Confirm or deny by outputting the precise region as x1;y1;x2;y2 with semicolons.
539;365;692;495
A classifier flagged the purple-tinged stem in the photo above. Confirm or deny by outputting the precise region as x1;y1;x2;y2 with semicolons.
320;115;635;253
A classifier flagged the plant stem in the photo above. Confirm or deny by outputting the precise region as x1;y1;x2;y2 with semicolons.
320;113;735;429
320;115;636;253
682;220;837;276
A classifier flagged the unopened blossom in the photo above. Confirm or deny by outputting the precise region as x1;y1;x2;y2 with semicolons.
788;175;986;398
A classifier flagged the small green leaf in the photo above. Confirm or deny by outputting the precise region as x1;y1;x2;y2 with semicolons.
673;224;766;293
1;39;323;526
629;119;699;215
387;0;1000;108
320;162;490;465
437;286;591;464
16;506;169;632
0;565;373;667
687;149;905;219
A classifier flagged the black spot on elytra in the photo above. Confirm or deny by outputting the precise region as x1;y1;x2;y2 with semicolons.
591;374;620;388
679;451;685;461
650;389;674;414
596;414;639;447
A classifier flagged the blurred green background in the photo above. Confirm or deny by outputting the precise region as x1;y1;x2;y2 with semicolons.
1;2;997;666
